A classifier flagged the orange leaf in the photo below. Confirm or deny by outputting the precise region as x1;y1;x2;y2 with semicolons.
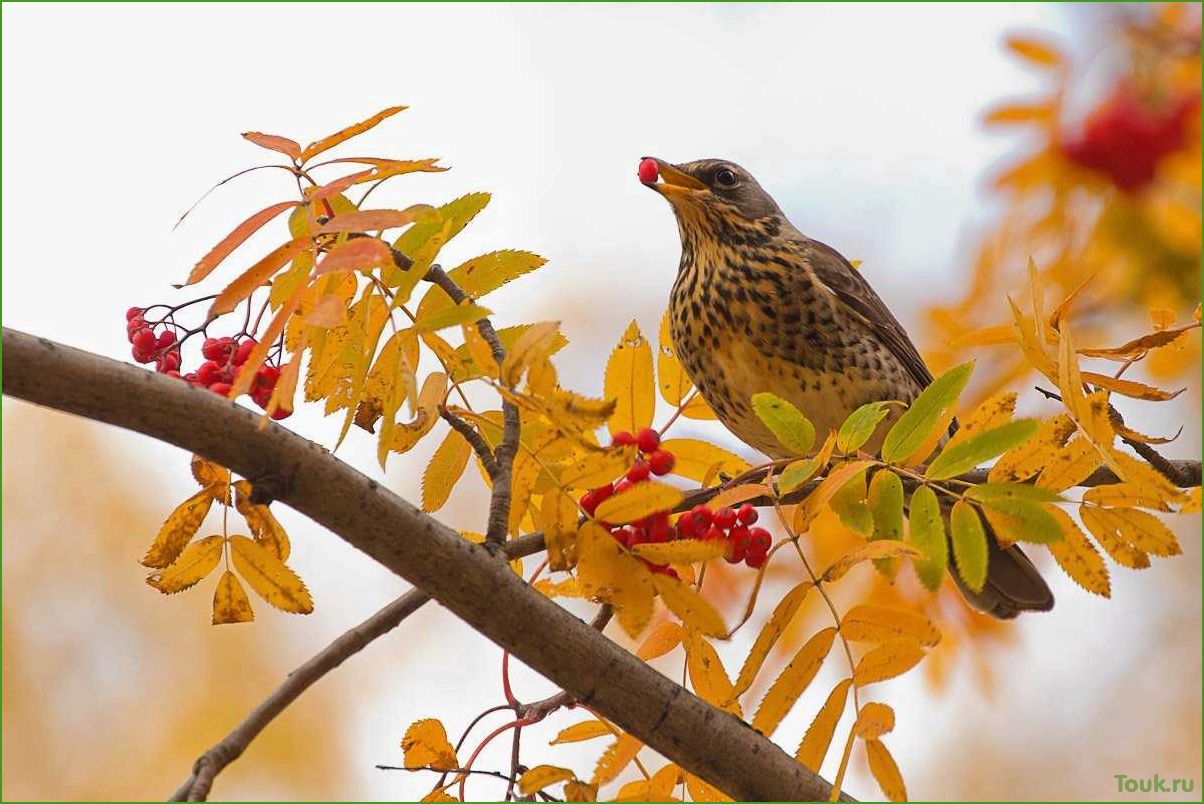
309;169;378;202
865;739;907;802
841;605;940;647
822;540;920;583
796;679;851;772
1046;507;1110;598
551;720;613;745
751;627;836;736
242;131;302;160
315;206;434;234
146;534;225;594
983;102;1054;126
652;573;727;637
229;535;314;613
1005;34;1063;68
591;733;642;786
300;106;407;162
183;200;299;286
636;621;685;661
141;487;216;568
209;237;312;318
853;702;895;739
730;580;813;699
853;639;926;687
211;570;254;624
401;718;458;769
685;630;737;712
315;238;395;275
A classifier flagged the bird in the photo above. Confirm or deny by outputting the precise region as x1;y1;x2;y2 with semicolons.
640;156;1054;619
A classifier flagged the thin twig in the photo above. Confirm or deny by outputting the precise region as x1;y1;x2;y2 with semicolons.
441;404;500;479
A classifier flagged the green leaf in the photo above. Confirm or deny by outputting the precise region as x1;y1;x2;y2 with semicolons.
751;393;816;456
964;482;1062;504
926;419;1040;480
881;362;974;462
976;498;1063;544
418;250;546;320
867;470;905;579
830;471;873;537
413;302;491;333
949;500;988;592
907;485;946;590
779;458;820;493
837;401;892;453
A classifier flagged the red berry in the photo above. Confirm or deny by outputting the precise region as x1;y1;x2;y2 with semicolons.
611;430;636;447
726;536;747;565
703;525;724;542
156;330;177;349
131;329;156;352
627;527;648;547
713;507;737;530
745;551;767;569
157;351;181;372
747;527;773;556
183;372;199;384
729;525;751;550
636;427;660;454
581;484;615;516
209;382;233;397
648;517;674;543
132;346;154;363
233;338;257;366
252;388;273;408
270;406;292;420
126;315;146;332
202;336;233;362
613;478;635;496
627;462;651;483
196;360;222;386
675;514;696;540
610;527;630;548
737;504;759;525
126;306;145;321
690;504;712;529
648;449;675;476
638;157;659;184
165;369;182;379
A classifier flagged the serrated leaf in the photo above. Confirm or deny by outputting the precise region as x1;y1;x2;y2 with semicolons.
977;498;1063;545
413;302;491;334
947;392;1017;449
182;200;299;286
540;490;580;572
799;460;876;530
212;570;254;624
418;250;545;320
142;488;216;568
576;522;654;638
1080;507;1180;557
779;458;820;494
191;455;230;489
865;739;907;802
965;482;1062;504
300;105;406;162
837;401;892;453
796;679;851;772
751;392;816;456
636;620;685;661
822;540;920;583
684;773;731;803
551;720;613;745
730;580;812;700
882;362;973;462
989;414;1076;482
657;310;693;406
853;702;896;738
147;535;225;594
315;237;395;275
853;638;926;686
1034;437;1103;492
604;320;655;436
841;605;940;647
652;574;726;637
594;481;684;524
229;535;313;614
907;485;946;590
830;470;874;537
751;627;836;736
659;438;750;484
422;429;472;513
561;448;632;490
1047;507;1110;597
707;483;772;510
867;470;905;579
519;765;575;796
1080;504;1150;568
401;718;458;770
315;206;433;234
949;500;988;592
461;321;500;380
633;539;726;566
926;419;1039;480
591;733;642;786
685;630;738;712
501;321;562;387
1082;482;1175;512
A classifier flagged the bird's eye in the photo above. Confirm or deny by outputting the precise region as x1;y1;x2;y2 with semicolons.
714;168;739;189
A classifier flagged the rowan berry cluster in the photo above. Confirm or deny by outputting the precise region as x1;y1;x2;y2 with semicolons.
123;306;290;419
580;427;772;572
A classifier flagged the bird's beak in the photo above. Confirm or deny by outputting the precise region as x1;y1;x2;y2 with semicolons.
640;157;706;198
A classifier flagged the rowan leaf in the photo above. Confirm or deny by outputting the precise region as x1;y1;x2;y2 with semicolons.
315;237;395;275
551;720;613;745
657;310;694;406
989;414;1076;482
1081;504;1150;569
907;485;946;590
633;539;726;566
1005;34;1063;68
315;206;433;234
564;780;599;802
300;105;406;162
796;679;851;772
594;481;684;524
242;131;302;160
540;489;580;571
680;393;719;420
501;321;562;387
1047;507;1110;597
636;620;685;661
684;773;731;802
190;455;230;489
211;570;254;624
1178;486;1201;514
146;534;225;594
519;765;575;796
751;392;816;456
461;322;500;380
422;429;472;513
685;630;738;712
561;448;632;490
975;496;1063;545
232;483;291;561
853;702;896;739
576;522;654;638
142;487;216;568
1082;371;1184;401
707;483;772;510
926;419;1038;480
837;401;892;453
413;302;491;335
865;738;907;802
401;718;458;770
658;438;750;484
853;638;926;686
841;605;940;647
393;192;490;281
799;460;876;529
183;200;298;286
949;500;988;592
947;392;1017;449
604;320;655;436
417;250;546;320
751;627;836;736
965;482;1062;504
882;363;973;463
731;580;812;699
591;733;642;786
867;470;905;579
823;541;919;583
652;574;726;637
1081;507;1181;557
1034;437;1103;492
229;535;313;614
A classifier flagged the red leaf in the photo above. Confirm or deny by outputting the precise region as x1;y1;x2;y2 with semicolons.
181;200;298;286
242;131;302;161
315;206;434;234
208;238;313;318
309;170;377;202
315;238;394;275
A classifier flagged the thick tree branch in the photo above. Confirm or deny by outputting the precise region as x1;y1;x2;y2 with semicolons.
2;328;846;803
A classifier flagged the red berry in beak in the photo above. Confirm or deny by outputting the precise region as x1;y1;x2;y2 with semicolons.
638;157;659;185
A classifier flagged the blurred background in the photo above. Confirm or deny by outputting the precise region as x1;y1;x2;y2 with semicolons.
3;2;1199;801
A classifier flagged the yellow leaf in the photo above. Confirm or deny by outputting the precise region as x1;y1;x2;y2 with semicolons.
300;105;406;162
591;733;642;785
419;786;457;803
461;322;500;379
865;738;907;802
685;773;731;802
1005;34;1063;68
142;487;216;569
853;638;926;687
594;481;684;524
798;460;876;530
836;401;893;453
730;580;813;699
686;629;738;712
751;627;836;736
211;570;254;624
519;765;575;796
561;448;633;490
822;541;920;583
796;679;851;772
1180;487;1202;514
233;480;290;560
146;535;225;594
604;320;655;436
229;535;314;614
501;321;562;387
989;414;1075;482
841;605;940;647
1082;371;1185;402
414;302;491;334
633;539;727;566
1081;507;1181;557
419;250;546;319
926;419;1039;480
680;392;719;420
422;429;472;512
652;574;727;637
1081;504;1150;569
551;720;613;745
659;438;751;484
576;522;654;638
636;620;686;660
853;702;896;739
401;718;458;770
539;490;580;572
658;310;694;406
564;780;599;802
1046;507;1110;597
707;484;772;510
1035;437;1102;492
191;455;230;489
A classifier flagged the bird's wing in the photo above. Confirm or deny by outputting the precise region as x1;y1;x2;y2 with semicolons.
803;237;934;390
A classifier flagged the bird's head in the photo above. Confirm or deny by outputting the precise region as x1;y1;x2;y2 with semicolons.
638;157;784;234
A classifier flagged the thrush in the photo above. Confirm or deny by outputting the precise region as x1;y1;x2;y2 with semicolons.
641;156;1054;619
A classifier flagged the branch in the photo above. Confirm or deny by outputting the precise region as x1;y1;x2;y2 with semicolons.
2;328;846;803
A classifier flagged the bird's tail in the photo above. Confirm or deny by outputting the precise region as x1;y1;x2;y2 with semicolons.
950;527;1055;619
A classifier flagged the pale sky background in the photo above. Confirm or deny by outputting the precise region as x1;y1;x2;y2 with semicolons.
4;3;1200;802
